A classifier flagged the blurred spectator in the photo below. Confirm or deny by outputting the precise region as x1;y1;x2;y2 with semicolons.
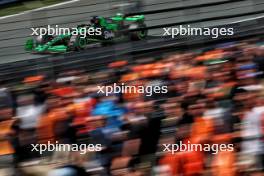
0;106;19;175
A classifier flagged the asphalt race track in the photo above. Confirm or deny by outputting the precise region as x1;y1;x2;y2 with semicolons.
0;0;264;63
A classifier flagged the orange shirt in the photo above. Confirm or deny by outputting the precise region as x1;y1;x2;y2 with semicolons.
211;150;236;176
68;99;97;135
190;117;214;143
0;119;16;155
122;81;146;101
185;66;207;79
159;153;181;175
37;108;68;144
182;150;204;176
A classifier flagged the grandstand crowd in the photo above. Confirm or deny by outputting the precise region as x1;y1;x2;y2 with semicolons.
0;40;263;176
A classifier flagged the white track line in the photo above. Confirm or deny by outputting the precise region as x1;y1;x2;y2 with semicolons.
229;14;264;24
0;0;80;20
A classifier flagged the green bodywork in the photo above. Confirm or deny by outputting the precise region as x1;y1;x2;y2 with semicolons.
25;13;147;53
26;34;70;53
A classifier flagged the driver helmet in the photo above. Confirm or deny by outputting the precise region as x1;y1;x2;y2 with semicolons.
36;35;44;44
90;16;100;25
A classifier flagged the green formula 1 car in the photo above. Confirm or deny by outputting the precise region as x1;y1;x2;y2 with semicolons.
25;13;147;53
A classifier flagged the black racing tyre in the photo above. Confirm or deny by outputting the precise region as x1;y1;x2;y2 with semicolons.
68;35;87;51
129;23;147;41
